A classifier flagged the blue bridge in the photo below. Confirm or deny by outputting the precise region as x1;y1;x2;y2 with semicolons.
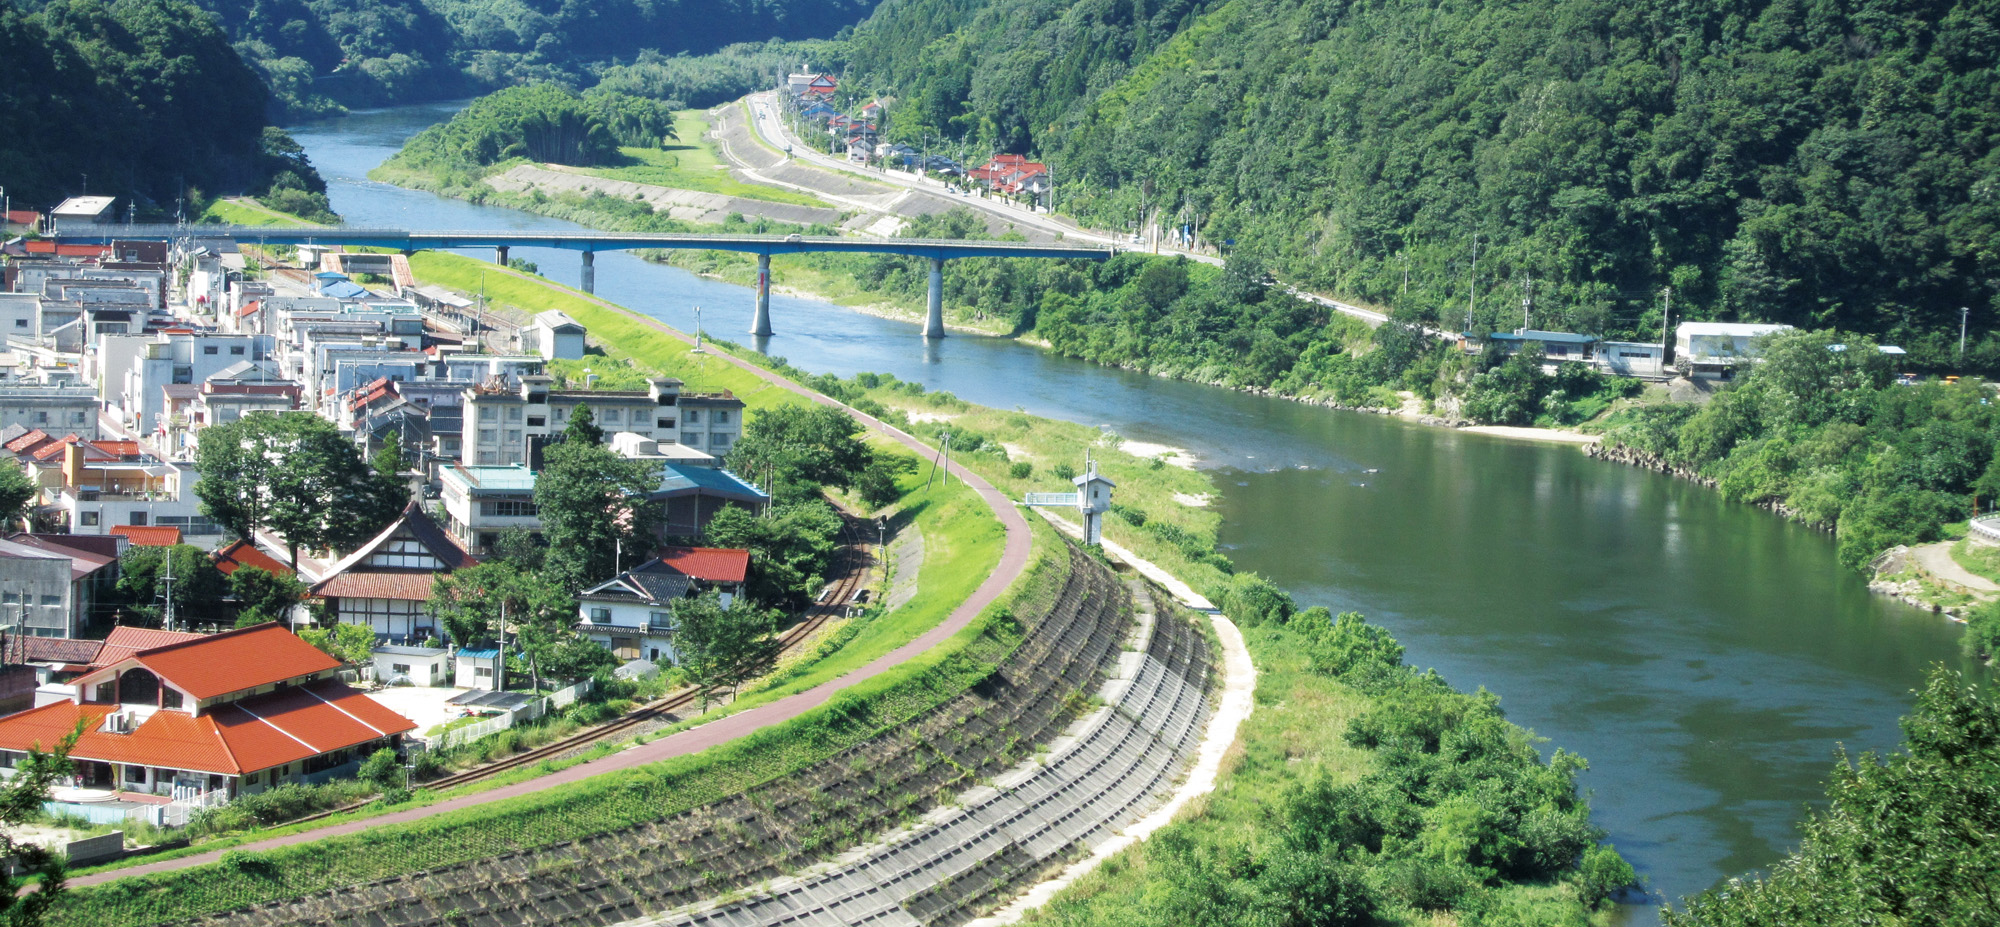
53;225;1115;337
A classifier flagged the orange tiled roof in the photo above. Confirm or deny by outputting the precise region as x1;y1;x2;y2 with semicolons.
134;624;341;701
91;626;205;668
655;546;751;584
211;540;292;577
109;525;182;547
3;429;51;455
0;679;414;775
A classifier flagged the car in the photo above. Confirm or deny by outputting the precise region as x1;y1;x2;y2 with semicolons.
784;233;802;242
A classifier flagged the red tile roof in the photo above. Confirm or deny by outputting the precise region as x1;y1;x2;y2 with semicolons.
313;571;435;601
12;636;102;665
132;624;341;700
212;540;292;577
655;546;751;584
110;525;182;547
3;429;51;455
237;299;261;318
24;242;110;258
91;626;205;668
0;679;413;775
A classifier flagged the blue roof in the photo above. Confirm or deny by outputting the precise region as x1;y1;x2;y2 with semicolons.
652;464;768;503
313;271;348;280
456;647;501;659
1488;329;1596;345
319;280;368;299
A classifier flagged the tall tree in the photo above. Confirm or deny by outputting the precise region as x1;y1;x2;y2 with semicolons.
724;403;873;504
228;565;306;628
194;413;407;568
564;402;605;445
672;590;780;704
534;439;659;593
427;560;604;689
116;544;228;624
701;501;844;610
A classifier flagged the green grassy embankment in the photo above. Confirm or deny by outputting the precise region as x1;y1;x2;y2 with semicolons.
198;198;313;227
565;109;829;208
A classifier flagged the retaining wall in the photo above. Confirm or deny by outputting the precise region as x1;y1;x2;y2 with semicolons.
193;540;1165;927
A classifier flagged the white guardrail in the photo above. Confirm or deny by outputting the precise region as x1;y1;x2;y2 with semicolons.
1971;514;2000;545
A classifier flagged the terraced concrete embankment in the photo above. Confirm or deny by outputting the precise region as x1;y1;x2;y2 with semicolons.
648;579;1213;927
195;539;1206;927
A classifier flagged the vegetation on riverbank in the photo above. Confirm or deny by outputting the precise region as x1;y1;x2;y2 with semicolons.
567;109;831;207
1594;329;1998;572
1662;668;2000;926
1025;606;1632;926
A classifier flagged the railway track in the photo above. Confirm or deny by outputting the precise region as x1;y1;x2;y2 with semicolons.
414;514;874;793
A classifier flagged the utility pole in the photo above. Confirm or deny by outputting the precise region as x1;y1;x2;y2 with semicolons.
1521;273;1533;332
693;305;703;352
1464;233;1478;333
1660;286;1674;367
162;550;175;632
1963;307;1972;359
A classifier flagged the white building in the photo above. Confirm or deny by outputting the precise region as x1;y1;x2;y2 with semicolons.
372;645;451;687
461;375;743;467
1593;341;1666;377
527;310;587;360
49;196;116;229
438;464;540;556
575;549;749;664
1674;322;1794;380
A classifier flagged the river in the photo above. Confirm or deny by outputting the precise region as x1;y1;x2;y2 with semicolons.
290;103;1980;922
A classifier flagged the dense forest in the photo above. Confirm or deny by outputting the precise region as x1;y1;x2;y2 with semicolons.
389;83;681;179
140;0;870;118
824;0;2000;371
0;0;332;217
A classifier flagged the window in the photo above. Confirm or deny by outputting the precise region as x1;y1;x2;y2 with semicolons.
506;429;521;446
161;688;182;710
203;345;219;355
13;319;25;329
124;765;145;783
649;611;672;629
687;434;705;447
79;511;99;527
479;405;496;422
478;428;496;445
72;411;85;424
32;411;46;423
480;498;538;518
527;416;545;427
392;663;411;675
656;418;674;429
475;666;493;678
603;408;622;423
506;406;522;422
477;451;497;465
714;411;730;424
684;410;700;424
590;607;611;622
229;346;245;355
129;512;147;526
40;595;59;607
712;434;733;451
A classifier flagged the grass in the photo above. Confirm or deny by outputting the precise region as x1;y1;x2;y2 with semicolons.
568;110;829;208
198;198;313;227
1951;538;2000;586
1019;619;1376;926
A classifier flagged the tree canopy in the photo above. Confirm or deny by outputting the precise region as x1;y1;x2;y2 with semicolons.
533;438;660;594
193;413;408;568
724;402;874;505
388;83;678;177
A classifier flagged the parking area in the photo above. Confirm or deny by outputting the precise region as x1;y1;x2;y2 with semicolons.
363;685;478;738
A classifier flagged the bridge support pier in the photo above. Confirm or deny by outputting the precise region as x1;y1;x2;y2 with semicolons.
496;245;509;267
750;253;773;336
922;256;946;338
580;251;595;294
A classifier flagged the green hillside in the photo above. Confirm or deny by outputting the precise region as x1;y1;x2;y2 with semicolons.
838;0;1999;367
0;0;332;217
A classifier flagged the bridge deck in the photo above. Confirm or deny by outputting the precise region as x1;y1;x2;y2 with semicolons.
52;225;1115;261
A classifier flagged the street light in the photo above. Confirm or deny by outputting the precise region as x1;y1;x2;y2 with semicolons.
693;305;703;352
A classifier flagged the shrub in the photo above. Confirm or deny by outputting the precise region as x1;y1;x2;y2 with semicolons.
1009;461;1033;479
356;748;399;789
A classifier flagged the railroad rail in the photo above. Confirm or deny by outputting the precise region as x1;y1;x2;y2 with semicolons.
418;516;872;792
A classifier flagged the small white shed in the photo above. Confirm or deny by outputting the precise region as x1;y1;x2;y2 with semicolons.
372;644;451;687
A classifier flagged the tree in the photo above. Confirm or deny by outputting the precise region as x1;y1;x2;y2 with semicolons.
701;501;844;610
854;453;917;509
0;462;33;531
299;623;375;664
116;544;227;622
534;439;659;594
564;402;604;445
429;560;601;690
0;718;83;926
229;565;306;628
672;590;779;704
725;403;873;504
194;413;407;569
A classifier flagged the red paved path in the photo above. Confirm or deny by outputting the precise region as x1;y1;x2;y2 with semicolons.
72;274;1033;888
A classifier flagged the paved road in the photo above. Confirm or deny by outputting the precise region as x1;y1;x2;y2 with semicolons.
736;94;1403;331
1911;540;2000;595
71;269;1034;889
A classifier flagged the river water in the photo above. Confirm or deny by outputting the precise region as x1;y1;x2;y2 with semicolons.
291;103;1979;921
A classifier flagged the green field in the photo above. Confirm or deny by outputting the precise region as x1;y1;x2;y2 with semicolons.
569;109;830;208
198;198;312;227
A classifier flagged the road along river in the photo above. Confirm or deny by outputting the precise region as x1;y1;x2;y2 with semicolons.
290;103;1981;923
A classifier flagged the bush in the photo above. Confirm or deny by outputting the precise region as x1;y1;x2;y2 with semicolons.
356;748;399;789
1009;461;1033;479
1218;572;1296;626
1963;600;2000;661
1576;844;1637;906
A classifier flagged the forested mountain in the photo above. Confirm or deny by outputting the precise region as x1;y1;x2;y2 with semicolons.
0;0;330;216
149;0;875;117
837;0;1999;359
